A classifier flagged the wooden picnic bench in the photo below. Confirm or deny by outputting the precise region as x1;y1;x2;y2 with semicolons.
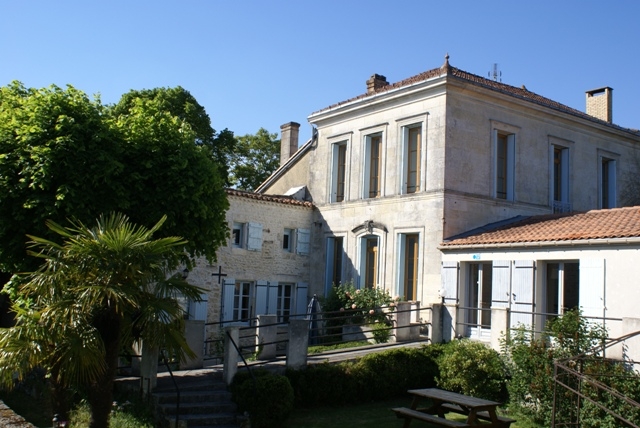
392;388;515;427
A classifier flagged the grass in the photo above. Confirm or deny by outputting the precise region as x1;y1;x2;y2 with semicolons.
285;396;544;428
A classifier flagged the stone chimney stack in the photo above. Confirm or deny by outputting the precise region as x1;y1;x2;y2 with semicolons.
586;87;613;123
366;74;389;94
280;122;300;165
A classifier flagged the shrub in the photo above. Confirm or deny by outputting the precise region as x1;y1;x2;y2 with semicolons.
436;339;508;403
233;372;294;428
321;282;398;326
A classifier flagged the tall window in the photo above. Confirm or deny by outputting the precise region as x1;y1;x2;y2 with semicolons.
600;157;616;209
325;236;344;293
402;234;419;300
405;127;421;194
332;142;347;202
232;281;253;321
363;236;379;288
545;262;579;325
364;135;382;198
467;263;492;335
495;132;515;200
552;146;570;212
277;283;293;323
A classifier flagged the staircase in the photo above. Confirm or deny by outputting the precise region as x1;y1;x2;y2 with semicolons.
153;370;241;428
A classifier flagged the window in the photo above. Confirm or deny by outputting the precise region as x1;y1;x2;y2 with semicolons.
232;281;253;322
232;222;245;248
404;126;421;194
276;283;294;323
283;228;293;251
399;234;419;300
600;156;617;208
466;263;493;336
544;262;579;325
495;132;515;200
364;134;382;198
552;146;571;212
325;236;344;293
362;236;379;288
331;142;347;202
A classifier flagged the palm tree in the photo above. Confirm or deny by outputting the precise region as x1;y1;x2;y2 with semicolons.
0;213;204;428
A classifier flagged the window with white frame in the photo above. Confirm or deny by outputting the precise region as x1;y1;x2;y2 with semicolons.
542;261;579;328
283;228;293;252
325;236;344;293
403;125;422;194
495;131;515;200
552;144;571;212
397;233;419;301
364;134;383;198
276;283;294;323
232;280;253;322
599;152;618;209
331;142;348;202
360;235;379;288
466;262;493;337
232;222;245;248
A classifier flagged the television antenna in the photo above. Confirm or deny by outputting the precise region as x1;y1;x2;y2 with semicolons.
488;63;502;82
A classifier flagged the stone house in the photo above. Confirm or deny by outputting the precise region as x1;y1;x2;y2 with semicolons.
256;55;640;334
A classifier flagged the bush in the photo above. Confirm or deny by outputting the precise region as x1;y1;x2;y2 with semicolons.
321;282;398;326
233;372;294;428
436;339;508;402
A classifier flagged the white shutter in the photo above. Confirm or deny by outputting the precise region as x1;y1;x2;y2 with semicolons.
189;292;209;321
579;259;606;326
254;280;269;316
325;238;335;295
511;260;535;328
247;222;263;251
222;278;236;323
294;282;308;319
296;228;310;255
441;261;459;303
492;260;511;309
267;281;279;315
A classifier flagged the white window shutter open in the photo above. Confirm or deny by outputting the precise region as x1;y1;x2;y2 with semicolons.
511;260;535;328
254;281;269;316
441;261;459;303
492;260;511;309
579;259;606;326
247;222;263;251
189;292;209;321
294;282;309;319
296;228;310;255
222;278;236;323
267;281;279;315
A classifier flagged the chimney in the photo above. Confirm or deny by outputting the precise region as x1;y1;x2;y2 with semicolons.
586;87;613;123
366;74;389;94
280;122;300;165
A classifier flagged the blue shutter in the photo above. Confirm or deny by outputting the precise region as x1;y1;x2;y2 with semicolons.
296;228;310;255
267;281;279;315
492;260;511;309
511;260;535;328
294;282;308;319
222;278;236;323
189;292;209;321
254;280;269;316
441;261;459;303
579;259;605;326
247;222;263;251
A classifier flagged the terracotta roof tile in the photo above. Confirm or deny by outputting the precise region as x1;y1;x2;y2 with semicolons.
312;62;639;135
442;206;640;247
226;188;313;208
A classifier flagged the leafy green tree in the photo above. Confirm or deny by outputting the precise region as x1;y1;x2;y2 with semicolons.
229;128;281;191
0;213;203;428
0;82;229;279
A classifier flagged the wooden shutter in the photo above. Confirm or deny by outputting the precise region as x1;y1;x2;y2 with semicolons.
254;280;269;316
441;261;459;303
294;282;308;319
188;292;209;321
247;222;263;251
492;260;511;309
296;228;310;255
222;278;236;323
579;259;606;326
511;260;535;328
267;281;279;315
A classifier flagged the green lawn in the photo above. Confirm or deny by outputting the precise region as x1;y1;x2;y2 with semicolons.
285;396;542;428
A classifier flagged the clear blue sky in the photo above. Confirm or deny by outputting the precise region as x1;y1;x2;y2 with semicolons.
2;1;639;144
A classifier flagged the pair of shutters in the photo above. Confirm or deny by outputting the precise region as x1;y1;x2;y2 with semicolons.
222;279;309;322
245;223;310;255
441;259;605;329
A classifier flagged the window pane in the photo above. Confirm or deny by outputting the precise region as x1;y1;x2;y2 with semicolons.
369;136;381;198
496;134;508;199
407;128;421;193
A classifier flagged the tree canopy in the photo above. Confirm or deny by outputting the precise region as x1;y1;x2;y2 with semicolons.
0;82;229;275
229;127;281;191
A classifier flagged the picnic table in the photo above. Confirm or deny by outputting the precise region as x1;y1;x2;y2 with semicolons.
392;388;515;427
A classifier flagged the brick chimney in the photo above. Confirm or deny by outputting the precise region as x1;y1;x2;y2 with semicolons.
280;122;300;165
586;87;613;123
366;74;389;94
